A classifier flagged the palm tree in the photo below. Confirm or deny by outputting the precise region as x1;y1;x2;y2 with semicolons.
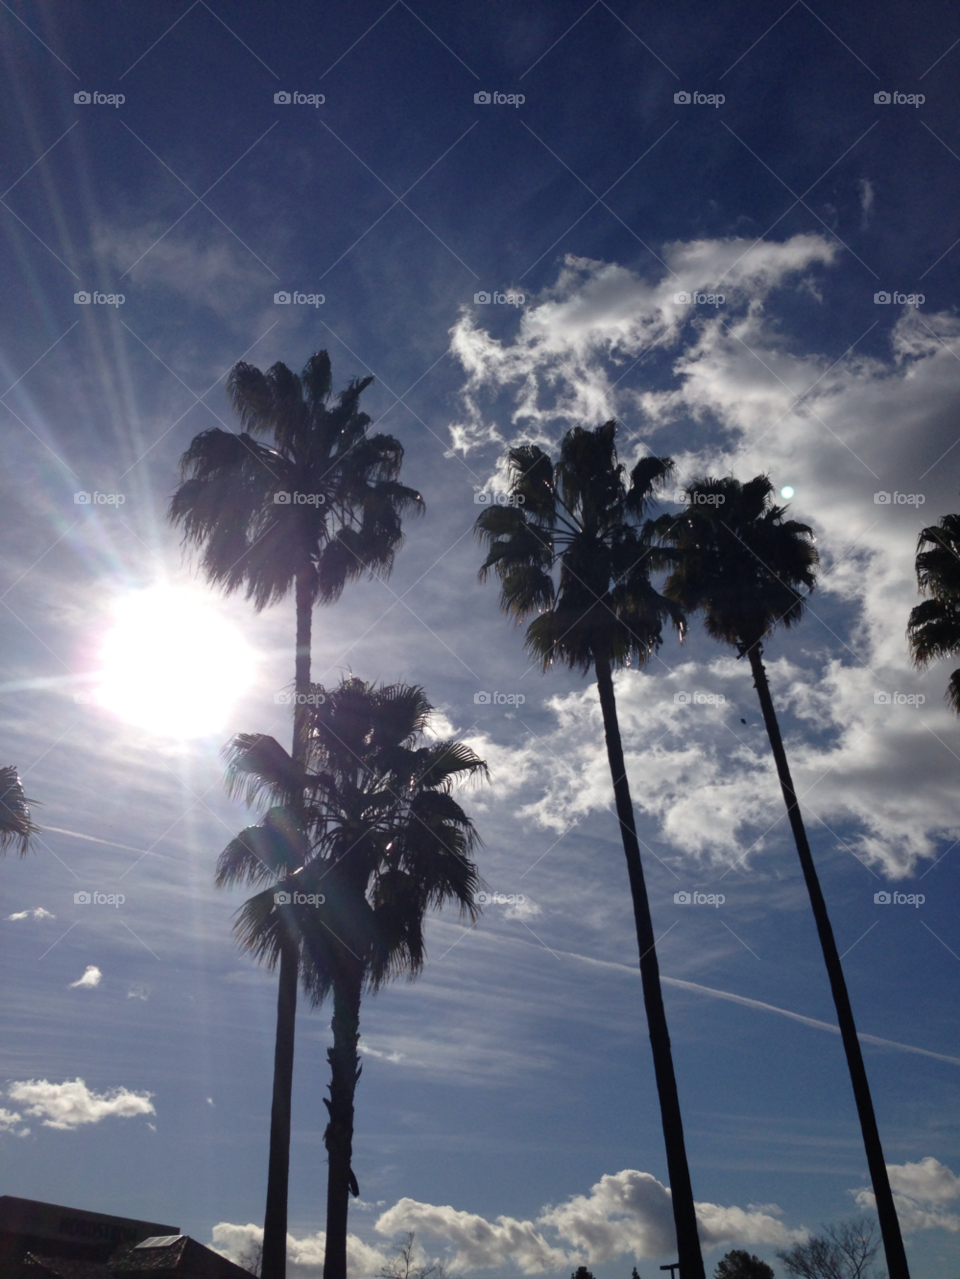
475;422;704;1279
217;678;486;1279
907;508;960;710
656;475;909;1279
0;765;38;854
170;351;422;1279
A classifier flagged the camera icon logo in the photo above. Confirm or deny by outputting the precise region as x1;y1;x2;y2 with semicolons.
874;491;891;504
74;291;91;305
674;891;692;904
74;91;91;104
474;691;491;704
673;691;691;704
874;91;891;104
674;291;691;304
74;491;91;504
274;291;291;304
475;891;489;904
474;91;491;104
274;491;291;504
274;891;291;905
874;891;891;903
674;91;691;104
874;691;891;704
474;291;491;304
274;91;291;104
874;291;891;304
74;891;91;904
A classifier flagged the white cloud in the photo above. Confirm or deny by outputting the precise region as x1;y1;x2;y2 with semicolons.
0;1108;29;1137
7;1078;155;1130
210;1222;388;1279
6;907;55;921
855;1157;960;1233
375;1172;807;1272
70;965;102;989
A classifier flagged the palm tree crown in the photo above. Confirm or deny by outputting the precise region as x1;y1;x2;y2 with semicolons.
908;510;960;712
0;766;38;856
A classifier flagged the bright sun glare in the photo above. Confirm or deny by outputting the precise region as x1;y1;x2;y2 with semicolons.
93;588;256;738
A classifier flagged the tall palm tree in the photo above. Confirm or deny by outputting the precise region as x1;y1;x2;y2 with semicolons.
170;352;422;1279
907;508;960;711
0;766;38;854
475;422;705;1279
656;475;909;1279
217;678;486;1279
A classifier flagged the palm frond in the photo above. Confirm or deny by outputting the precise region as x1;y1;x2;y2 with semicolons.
0;766;38;855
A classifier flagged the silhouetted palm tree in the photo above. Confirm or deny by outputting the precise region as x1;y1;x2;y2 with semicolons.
0;766;38;854
657;475;909;1279
219;678;486;1279
908;508;960;711
170;352;422;1279
475;423;704;1279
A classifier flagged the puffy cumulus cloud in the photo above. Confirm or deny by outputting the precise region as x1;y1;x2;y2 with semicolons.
0;1108;29;1137
376;1199;571;1274
855;1157;960;1233
6;907;54;920
6;1078;155;1130
448;240;960;878
210;1222;388;1279
70;965;102;989
375;1173;806;1271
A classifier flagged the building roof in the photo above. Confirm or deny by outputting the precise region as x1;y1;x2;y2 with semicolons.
108;1236;253;1278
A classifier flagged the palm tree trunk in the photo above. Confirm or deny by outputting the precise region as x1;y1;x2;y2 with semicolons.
594;654;705;1279
261;933;299;1279
294;571;313;766
745;643;910;1279
323;964;362;1279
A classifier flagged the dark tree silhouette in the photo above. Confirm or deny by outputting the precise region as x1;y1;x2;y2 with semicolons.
0;766;38;855
908;508;960;711
475;423;704;1279
715;1250;774;1279
776;1219;880;1279
657;476;909;1279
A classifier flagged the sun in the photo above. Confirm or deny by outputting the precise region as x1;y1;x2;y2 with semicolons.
93;588;256;738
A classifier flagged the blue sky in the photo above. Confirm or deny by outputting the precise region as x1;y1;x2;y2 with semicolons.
2;1;960;1276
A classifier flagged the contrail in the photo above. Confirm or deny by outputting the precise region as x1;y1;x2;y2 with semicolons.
42;826;152;857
